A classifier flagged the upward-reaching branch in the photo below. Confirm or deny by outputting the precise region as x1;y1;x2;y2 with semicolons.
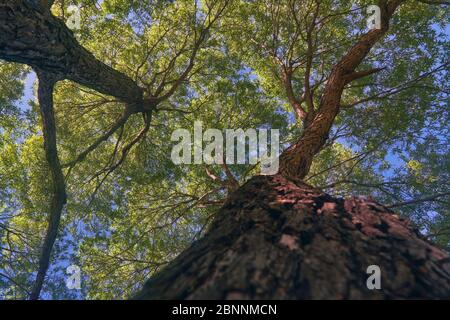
279;0;405;181
29;71;67;300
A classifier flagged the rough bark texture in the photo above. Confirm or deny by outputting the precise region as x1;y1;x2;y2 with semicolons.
278;0;404;180
0;0;150;110
134;175;450;300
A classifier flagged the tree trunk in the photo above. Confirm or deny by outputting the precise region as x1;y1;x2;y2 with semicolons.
0;0;148;110
134;175;450;299
29;71;67;300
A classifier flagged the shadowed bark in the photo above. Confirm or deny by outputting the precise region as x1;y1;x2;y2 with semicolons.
0;0;148;110
134;175;450;299
30;71;67;300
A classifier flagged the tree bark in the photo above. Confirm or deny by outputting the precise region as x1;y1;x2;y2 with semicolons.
0;0;148;110
278;0;404;180
30;71;67;300
134;175;450;299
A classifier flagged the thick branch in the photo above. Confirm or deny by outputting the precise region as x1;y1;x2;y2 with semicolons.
417;0;450;4
279;0;405;181
281;68;307;119
30;71;67;300
343;67;385;84
0;1;145;108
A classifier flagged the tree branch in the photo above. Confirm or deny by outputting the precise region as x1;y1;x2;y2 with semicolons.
62;109;132;170
343;67;385;84
279;0;406;181
30;71;67;300
417;0;450;5
0;0;145;108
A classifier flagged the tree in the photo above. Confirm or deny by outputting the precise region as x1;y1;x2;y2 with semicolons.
0;0;448;299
